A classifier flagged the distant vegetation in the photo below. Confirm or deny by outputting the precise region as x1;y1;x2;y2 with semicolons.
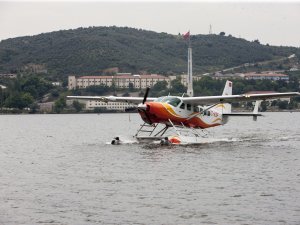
0;26;299;76
1;74;299;113
0;26;299;113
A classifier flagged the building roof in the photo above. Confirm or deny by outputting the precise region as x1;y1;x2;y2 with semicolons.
78;74;167;79
244;73;288;77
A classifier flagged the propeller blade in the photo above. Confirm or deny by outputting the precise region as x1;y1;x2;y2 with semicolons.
142;87;150;104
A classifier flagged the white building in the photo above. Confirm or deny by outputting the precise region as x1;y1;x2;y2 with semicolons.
86;100;135;111
68;73;202;111
68;74;170;90
67;99;134;111
243;73;289;81
52;82;62;87
0;73;17;79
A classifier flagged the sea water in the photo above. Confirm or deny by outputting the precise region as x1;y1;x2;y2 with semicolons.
0;113;299;224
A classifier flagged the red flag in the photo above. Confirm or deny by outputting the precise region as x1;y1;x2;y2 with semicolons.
183;31;190;40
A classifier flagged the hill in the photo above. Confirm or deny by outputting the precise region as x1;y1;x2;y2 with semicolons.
0;26;299;76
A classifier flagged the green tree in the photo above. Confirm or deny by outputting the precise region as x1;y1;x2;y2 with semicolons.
51;89;60;98
54;97;66;113
253;39;260;44
21;75;52;98
288;99;298;110
72;100;83;112
151;80;168;97
277;100;288;110
4;92;34;109
260;101;268;112
29;103;39;113
271;100;278;107
169;78;186;95
21;93;34;107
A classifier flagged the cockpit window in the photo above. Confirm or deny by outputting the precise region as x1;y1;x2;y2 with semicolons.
167;98;181;107
180;103;185;109
155;97;165;102
157;97;181;107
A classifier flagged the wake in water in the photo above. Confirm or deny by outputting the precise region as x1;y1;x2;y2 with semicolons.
105;131;299;147
105;135;139;145
106;135;240;146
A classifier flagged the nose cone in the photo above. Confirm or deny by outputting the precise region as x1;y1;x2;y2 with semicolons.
137;103;150;111
137;102;166;124
138;102;178;125
137;103;152;124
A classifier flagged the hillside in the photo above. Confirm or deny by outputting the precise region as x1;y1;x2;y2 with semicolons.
0;26;299;76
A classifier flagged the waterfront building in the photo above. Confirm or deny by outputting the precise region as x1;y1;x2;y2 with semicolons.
68;74;170;111
68;74;170;90
212;72;244;80
86;100;135;111
243;73;289;81
38;102;54;113
0;73;17;79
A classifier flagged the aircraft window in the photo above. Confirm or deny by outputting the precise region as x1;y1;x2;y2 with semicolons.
194;106;200;112
180;103;185;109
155;97;166;102
161;97;181;107
187;104;191;111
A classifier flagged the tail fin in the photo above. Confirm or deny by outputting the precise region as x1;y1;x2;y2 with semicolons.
222;80;232;113
212;80;233;114
222;80;232;96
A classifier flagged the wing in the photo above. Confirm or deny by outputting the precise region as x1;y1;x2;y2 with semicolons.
67;96;157;104
182;92;300;105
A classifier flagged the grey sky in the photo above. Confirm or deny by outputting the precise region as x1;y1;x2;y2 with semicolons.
0;1;299;47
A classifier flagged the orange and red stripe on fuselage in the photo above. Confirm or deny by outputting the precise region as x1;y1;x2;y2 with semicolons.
138;102;223;129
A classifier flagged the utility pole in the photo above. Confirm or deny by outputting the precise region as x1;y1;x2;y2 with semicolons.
187;35;193;97
209;24;212;34
183;31;193;97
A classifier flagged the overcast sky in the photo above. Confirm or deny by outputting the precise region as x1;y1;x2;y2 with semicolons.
0;0;299;47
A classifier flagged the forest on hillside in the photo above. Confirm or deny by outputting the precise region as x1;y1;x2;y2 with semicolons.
0;26;299;77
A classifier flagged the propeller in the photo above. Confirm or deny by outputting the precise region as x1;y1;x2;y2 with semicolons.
125;87;150;112
142;87;150;104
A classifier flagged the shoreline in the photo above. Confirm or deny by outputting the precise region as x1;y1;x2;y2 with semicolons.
1;110;300;115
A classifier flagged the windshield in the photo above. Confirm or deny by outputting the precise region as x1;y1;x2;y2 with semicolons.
154;97;166;102
161;97;182;107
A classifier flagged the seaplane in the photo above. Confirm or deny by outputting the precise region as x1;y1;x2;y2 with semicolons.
67;34;299;144
67;80;299;145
